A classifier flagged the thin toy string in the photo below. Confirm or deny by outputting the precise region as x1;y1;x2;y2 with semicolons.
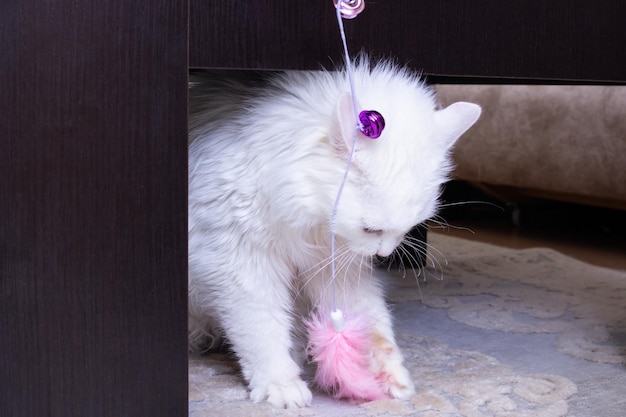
330;0;362;313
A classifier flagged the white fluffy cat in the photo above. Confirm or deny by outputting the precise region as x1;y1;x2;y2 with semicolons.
188;59;481;408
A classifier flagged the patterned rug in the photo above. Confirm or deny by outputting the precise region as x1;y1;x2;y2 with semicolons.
189;233;626;417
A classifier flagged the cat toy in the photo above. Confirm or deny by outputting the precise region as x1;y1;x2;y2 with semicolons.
306;0;388;402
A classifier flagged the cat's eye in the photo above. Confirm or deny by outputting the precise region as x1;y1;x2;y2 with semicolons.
363;227;383;236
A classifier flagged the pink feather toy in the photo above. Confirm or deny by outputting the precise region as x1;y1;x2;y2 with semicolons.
305;0;388;402
306;308;386;401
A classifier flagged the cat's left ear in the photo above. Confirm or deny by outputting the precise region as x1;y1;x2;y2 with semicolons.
434;102;482;149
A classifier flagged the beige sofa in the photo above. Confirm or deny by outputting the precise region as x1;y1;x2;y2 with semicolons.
436;85;626;210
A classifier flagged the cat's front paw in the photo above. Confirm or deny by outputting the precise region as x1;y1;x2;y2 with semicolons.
379;360;415;400
250;377;313;408
371;335;416;400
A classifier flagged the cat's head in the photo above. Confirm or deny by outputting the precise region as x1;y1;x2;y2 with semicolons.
329;63;481;257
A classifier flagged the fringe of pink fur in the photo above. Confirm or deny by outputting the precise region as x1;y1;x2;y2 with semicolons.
306;309;387;401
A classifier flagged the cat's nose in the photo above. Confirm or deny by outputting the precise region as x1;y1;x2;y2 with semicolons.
376;244;395;258
376;236;404;257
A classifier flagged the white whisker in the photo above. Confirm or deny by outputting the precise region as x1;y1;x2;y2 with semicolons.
438;200;503;211
402;233;447;282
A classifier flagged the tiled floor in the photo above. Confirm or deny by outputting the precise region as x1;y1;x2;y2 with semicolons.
432;182;626;271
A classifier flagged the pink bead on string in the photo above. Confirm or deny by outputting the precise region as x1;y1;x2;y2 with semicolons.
333;0;365;19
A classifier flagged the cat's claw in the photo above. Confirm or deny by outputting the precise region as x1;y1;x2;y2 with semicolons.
250;378;313;408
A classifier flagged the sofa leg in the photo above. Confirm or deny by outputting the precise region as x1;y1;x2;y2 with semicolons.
508;203;523;227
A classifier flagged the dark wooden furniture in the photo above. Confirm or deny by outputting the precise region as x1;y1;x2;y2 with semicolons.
2;1;624;416
1;2;188;416
190;0;626;83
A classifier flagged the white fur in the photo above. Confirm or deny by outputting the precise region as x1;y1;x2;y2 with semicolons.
188;59;481;408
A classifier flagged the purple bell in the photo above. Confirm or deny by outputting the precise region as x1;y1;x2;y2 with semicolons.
358;110;385;139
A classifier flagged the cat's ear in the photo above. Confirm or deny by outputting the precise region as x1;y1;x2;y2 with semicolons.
333;92;360;150
434;102;481;149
